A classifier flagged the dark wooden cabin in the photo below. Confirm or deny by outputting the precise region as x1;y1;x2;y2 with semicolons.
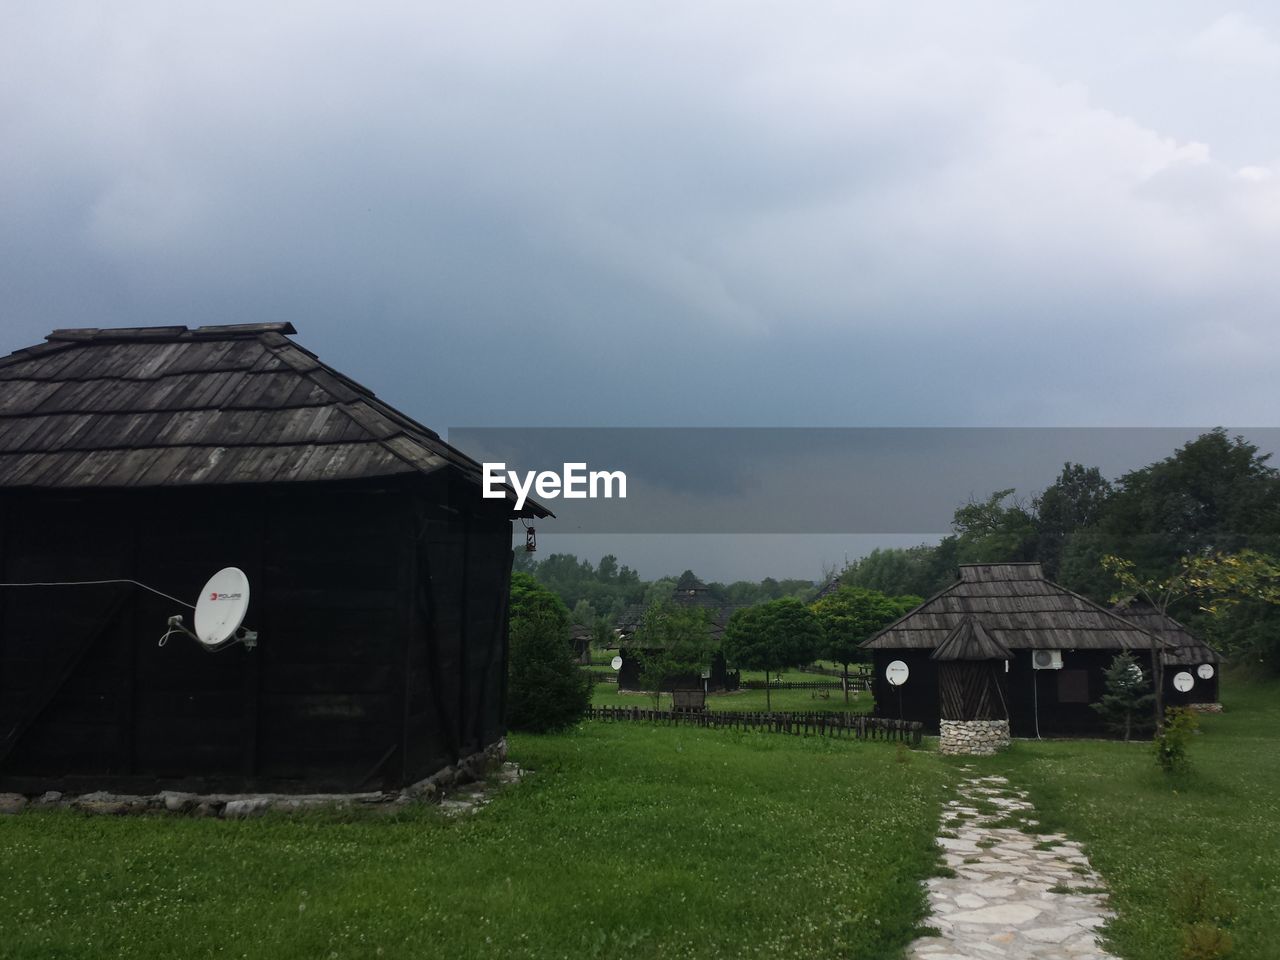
0;323;549;795
616;573;741;693
862;563;1165;737
1111;602;1223;708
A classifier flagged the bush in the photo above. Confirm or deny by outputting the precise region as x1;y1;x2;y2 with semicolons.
507;609;592;733
1154;707;1200;774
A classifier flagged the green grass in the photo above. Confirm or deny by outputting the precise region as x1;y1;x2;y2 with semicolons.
961;674;1280;960
0;725;949;960
591;682;875;715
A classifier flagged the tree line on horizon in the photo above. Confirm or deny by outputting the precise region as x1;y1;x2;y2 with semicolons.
515;428;1280;682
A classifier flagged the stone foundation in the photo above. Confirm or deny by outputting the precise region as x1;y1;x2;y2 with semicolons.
0;737;511;818
1188;702;1224;714
939;719;1010;756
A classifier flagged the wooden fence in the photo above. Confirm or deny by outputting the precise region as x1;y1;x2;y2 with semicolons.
585;705;922;745
741;679;846;691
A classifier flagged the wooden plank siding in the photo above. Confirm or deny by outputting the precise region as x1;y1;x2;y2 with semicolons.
0;477;516;794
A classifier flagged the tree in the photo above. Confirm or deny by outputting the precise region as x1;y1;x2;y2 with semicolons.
1103;549;1280;730
1103;429;1280;575
590;614;615;659
722;598;822;711
510;571;569;630
952;489;1039;564
810;587;920;702
570;599;597;627
631;599;715;709
1034;463;1113;580
842;543;955;598
507;572;588;732
1091;652;1155;741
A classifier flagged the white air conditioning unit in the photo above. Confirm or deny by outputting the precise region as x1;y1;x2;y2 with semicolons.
1032;649;1063;670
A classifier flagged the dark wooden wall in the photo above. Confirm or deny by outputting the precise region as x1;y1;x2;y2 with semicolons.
0;476;512;794
872;648;1170;738
1163;666;1220;708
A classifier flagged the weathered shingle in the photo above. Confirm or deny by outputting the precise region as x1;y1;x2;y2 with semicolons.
0;323;551;515
863;562;1163;653
1110;602;1223;665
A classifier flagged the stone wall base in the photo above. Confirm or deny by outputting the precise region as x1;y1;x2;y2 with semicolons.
939;719;1010;756
1188;702;1224;714
0;737;509;818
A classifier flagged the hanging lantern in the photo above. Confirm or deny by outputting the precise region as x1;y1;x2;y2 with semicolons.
525;525;536;552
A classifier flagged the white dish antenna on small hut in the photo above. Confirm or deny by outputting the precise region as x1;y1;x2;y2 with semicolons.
885;660;909;686
1172;671;1194;693
1196;663;1215;680
163;567;257;652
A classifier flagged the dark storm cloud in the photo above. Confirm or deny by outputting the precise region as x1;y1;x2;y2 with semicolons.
4;4;1280;575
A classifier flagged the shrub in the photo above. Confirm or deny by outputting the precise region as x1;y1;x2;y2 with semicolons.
1154;707;1200;774
1180;924;1233;960
507;609;592;733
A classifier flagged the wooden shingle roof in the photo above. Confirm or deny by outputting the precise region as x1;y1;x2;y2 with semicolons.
1110;602;1223;666
862;562;1164;653
0;323;551;514
931;617;1012;661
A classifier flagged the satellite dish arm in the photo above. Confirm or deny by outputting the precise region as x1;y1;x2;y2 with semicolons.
162;614;257;652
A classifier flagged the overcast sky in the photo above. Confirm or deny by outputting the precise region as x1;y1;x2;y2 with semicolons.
3;4;1279;578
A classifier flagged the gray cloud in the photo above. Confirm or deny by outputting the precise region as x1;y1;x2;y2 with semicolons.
3;2;1280;576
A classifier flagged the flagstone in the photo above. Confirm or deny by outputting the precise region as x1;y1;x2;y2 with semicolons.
904;774;1117;959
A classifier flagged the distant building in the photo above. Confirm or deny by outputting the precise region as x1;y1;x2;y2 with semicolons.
1110;602;1223;710
862;563;1166;738
0;323;549;794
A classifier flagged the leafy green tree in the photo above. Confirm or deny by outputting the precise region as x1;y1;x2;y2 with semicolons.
570;599;596;627
1103;429;1280;577
1091;652;1155;741
1034;463;1113;580
810;587;920;702
722;598;822;711
952;489;1039;564
1103;549;1280;728
842;544;954;598
510;571;569;629
507;573;588;732
590;614;615;659
630;599;715;709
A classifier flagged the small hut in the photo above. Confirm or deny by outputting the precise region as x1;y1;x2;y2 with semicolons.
1111;602;1224;711
932;617;1013;755
0;322;550;795
862;563;1166;737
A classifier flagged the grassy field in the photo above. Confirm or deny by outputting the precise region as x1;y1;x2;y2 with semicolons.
0;725;948;960
965;675;1280;960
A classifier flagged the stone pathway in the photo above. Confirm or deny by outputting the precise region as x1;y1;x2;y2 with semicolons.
906;771;1117;960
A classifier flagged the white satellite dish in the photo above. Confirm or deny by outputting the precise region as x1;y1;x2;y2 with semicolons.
610;655;623;671
1173;671;1194;693
1127;663;1144;683
194;567;251;647
885;660;910;687
1197;664;1215;680
163;567;257;652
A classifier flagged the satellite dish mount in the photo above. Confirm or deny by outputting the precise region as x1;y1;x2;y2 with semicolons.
163;567;257;653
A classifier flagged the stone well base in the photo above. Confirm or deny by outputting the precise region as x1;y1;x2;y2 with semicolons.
939;719;1010;756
